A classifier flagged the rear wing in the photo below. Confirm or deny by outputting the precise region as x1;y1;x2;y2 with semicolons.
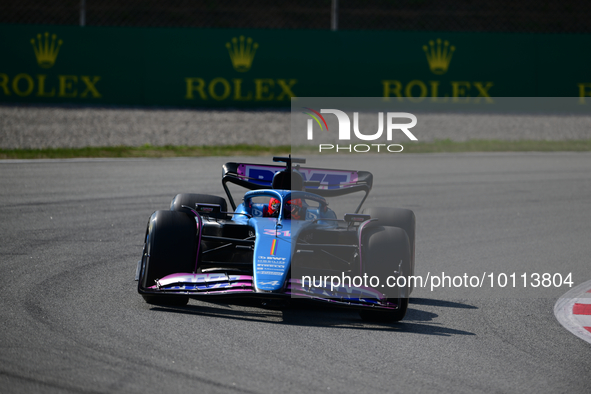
222;161;373;211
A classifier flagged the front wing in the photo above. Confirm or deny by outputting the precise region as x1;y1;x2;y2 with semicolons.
139;272;401;310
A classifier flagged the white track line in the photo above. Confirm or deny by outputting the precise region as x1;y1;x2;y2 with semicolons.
554;279;591;344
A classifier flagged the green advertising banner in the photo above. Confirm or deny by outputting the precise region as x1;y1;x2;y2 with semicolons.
1;24;591;108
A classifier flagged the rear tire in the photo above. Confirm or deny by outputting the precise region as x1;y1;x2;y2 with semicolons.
358;226;410;322
138;210;196;306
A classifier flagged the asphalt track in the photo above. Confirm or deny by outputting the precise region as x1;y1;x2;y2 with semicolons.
1;153;590;393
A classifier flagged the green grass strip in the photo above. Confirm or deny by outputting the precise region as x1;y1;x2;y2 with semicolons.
402;139;591;153
1;140;591;159
0;144;292;159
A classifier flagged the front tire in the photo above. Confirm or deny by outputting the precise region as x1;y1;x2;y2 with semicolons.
358;225;411;322
363;207;415;290
138;210;197;306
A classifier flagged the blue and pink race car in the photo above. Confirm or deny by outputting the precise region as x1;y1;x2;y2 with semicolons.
136;157;415;321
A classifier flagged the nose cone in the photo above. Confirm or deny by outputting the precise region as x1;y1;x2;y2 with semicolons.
251;219;292;292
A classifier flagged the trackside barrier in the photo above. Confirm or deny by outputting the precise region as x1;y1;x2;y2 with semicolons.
1;24;591;107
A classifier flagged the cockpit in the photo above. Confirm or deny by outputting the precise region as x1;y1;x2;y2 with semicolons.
241;191;336;221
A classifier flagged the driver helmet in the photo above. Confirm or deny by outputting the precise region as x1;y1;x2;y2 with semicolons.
287;198;303;220
267;198;280;217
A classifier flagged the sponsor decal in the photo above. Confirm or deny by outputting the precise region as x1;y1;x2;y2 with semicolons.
226;36;258;72
270;238;277;256
185;35;297;102
383;38;494;103
237;163;358;189
0;32;102;99
31;32;63;68
264;229;291;237
422;38;455;75
256;254;286;280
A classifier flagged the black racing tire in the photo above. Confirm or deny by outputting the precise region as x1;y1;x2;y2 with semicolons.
358;225;411;323
138;210;197;306
170;193;228;219
362;207;416;290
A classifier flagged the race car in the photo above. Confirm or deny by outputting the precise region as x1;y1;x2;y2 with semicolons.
135;157;415;322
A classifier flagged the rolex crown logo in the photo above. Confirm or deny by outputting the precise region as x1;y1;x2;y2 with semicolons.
423;38;455;75
31;32;63;68
226;36;258;72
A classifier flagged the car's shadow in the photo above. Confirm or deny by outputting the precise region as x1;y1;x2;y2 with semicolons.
149;297;476;336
